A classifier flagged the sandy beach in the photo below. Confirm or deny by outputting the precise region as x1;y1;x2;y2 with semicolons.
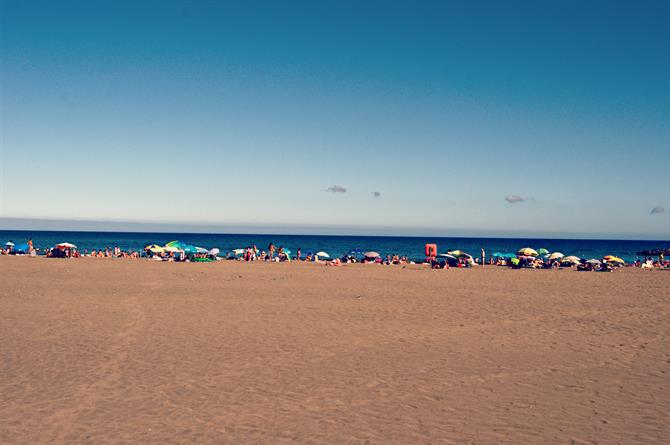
0;257;668;444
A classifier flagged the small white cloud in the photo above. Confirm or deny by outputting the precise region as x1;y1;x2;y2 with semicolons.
650;206;664;215
372;191;381;198
326;185;347;193
505;195;527;204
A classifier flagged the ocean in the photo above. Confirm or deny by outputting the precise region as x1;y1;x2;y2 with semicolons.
1;230;668;262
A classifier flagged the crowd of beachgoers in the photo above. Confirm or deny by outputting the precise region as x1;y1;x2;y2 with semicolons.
2;238;669;271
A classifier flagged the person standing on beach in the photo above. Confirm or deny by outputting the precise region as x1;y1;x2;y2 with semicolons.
481;249;485;266
297;247;301;261
268;243;275;259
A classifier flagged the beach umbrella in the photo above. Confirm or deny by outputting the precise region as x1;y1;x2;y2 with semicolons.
209;248;220;255
232;248;245;255
517;247;538;257
182;245;199;254
586;259;601;265
57;242;77;249
603;255;625;264
537;248;549;255
510;258;520;266
315;251;330;258
547;252;564;260
281;249;292;255
195;247;209;254
163;246;181;253
166;240;190;250
562;255;581;264
448;250;472;258
364;251;380;258
5;241;15;246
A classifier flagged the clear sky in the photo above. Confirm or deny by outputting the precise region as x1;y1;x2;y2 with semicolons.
1;0;668;239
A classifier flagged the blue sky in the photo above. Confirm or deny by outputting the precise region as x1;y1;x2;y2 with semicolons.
1;0;668;238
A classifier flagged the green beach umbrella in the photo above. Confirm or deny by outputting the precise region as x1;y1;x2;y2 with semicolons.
537;248;549;255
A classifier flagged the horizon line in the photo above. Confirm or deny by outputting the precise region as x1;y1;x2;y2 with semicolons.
1;217;668;242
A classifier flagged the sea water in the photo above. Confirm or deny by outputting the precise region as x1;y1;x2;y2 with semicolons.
1;230;668;262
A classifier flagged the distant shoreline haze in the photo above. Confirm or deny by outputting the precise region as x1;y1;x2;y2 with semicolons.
0;218;668;242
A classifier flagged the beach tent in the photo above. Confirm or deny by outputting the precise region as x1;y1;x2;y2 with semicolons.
364;251;380;258
517;247;538;257
12;243;30;254
547;252;564;260
315;251;330;258
437;253;459;266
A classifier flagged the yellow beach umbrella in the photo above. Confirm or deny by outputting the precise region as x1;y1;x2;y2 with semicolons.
548;252;564;260
145;244;164;253
603;255;625;264
163;246;181;253
517;247;538;257
448;250;472;258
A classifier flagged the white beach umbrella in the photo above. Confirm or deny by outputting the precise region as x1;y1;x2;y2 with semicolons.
57;242;77;248
209;248;220;255
561;255;581;264
163;246;181;253
232;248;245;255
547;252;564;260
315;251;330;258
364;251;380;258
5;241;15;246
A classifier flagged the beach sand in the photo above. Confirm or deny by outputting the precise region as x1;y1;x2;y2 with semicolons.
1;257;668;444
